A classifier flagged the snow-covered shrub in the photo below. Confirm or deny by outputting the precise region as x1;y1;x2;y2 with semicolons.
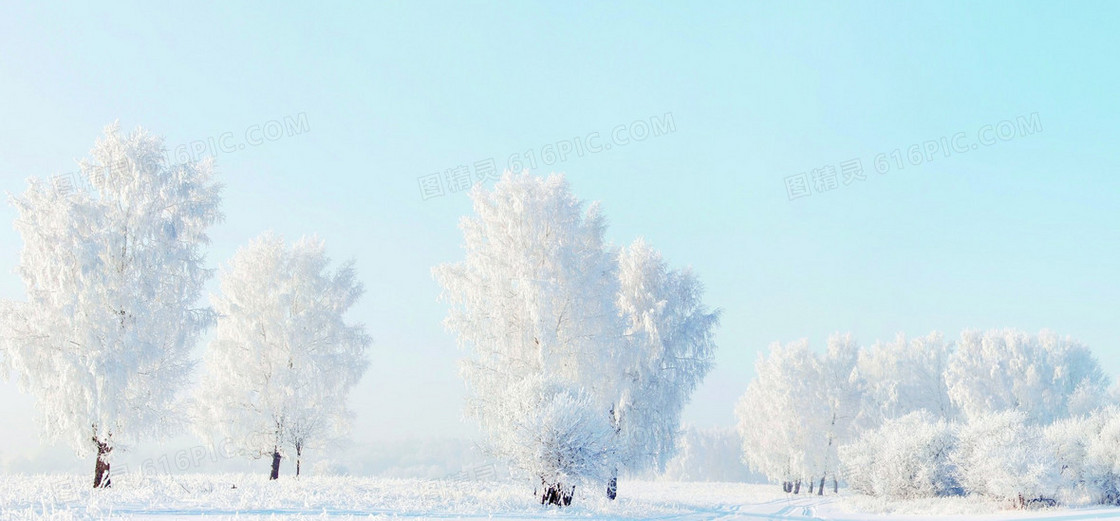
1040;410;1120;504
953;411;1062;505
1044;417;1087;499
840;412;957;499
1082;407;1120;504
489;380;617;505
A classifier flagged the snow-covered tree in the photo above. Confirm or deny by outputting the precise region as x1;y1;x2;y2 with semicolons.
840;411;957;499
855;331;956;427
433;172;623;504
195;233;370;479
945;329;1108;424
0;124;222;488
807;334;863;493
952;410;1062;506
434;172;718;505
735;339;827;492
735;334;861;494
738;328;1111;503
611;239;719;493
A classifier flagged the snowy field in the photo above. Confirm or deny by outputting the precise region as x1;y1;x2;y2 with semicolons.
6;475;1120;521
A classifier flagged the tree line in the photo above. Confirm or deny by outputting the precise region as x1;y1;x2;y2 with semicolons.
2;125;1112;510
735;330;1114;507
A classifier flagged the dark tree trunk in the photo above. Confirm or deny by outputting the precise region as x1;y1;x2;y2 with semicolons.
93;440;112;488
269;450;282;480
808;479;815;494
818;477;825;495
606;469;617;500
541;483;575;506
783;481;792;493
833;477;838;493
794;480;801;494
295;444;302;478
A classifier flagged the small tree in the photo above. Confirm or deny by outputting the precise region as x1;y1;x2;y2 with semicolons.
494;379;617;505
814;333;862;493
0;124;221;488
196;233;370;479
735;339;829;492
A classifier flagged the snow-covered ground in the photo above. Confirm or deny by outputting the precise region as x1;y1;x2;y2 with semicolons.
5;475;1120;521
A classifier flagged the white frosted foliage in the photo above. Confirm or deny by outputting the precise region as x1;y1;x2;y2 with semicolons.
434;172;717;502
0;124;221;471
195;233;370;476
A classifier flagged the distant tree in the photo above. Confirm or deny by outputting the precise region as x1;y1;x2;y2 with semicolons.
813;333;862;494
736;339;827;493
434;172;718;505
196;233;370;479
736;334;861;494
945;329;1108;424
0;124;222;488
740;328;1112;503
661;426;762;482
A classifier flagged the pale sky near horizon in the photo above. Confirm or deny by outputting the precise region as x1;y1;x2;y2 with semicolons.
1;2;1118;472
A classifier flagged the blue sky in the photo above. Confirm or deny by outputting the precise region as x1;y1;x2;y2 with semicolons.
1;2;1118;468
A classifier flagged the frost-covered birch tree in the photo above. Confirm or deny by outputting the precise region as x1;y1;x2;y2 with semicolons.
610;239;719;496
434;172;718;505
735;339;825;492
434;173;622;505
735;335;860;494
195;233;370;479
0;124;221;488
